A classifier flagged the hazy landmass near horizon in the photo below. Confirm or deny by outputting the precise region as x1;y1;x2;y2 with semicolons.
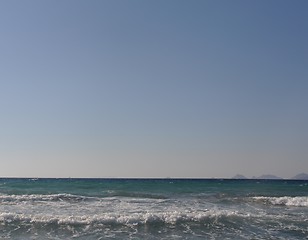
0;0;307;178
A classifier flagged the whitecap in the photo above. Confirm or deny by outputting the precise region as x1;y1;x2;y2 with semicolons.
251;196;308;207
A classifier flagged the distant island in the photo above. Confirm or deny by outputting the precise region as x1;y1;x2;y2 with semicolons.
292;173;308;180
256;174;283;180
232;174;247;179
232;173;308;180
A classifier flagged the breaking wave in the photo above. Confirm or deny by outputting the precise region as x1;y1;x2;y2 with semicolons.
0;209;252;227
251;196;308;207
1;178;307;239
0;192;166;203
0;193;97;203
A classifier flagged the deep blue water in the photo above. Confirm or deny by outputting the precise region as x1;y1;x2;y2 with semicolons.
0;178;307;239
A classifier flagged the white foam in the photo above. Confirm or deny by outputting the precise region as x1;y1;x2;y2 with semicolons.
0;193;95;202
0;192;254;227
1;192;306;229
252;196;308;207
0;209;250;226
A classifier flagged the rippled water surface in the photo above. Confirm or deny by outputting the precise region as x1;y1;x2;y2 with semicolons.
0;178;307;239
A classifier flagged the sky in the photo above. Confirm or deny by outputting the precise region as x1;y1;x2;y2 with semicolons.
0;0;307;178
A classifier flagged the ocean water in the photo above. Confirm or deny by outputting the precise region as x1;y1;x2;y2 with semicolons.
0;178;307;239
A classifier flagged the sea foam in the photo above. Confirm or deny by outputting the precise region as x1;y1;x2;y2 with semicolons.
0;178;307;239
252;196;308;207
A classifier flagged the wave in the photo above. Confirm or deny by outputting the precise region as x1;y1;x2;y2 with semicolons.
1;209;306;239
251;196;308;207
0;191;167;204
0;209;252;227
1;194;307;239
0;193;98;203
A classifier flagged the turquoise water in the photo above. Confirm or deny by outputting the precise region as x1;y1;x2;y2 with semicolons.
0;178;307;239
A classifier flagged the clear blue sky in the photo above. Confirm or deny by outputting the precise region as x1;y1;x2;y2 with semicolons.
0;0;307;178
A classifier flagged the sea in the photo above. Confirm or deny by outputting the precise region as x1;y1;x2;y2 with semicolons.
0;178;307;239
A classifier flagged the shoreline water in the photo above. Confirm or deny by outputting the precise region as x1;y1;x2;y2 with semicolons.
0;178;307;239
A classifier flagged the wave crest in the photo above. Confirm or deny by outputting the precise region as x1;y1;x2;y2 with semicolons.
0;193;95;203
0;209;248;227
252;196;308;207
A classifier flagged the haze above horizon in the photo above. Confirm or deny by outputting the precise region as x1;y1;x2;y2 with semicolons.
1;0;307;178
